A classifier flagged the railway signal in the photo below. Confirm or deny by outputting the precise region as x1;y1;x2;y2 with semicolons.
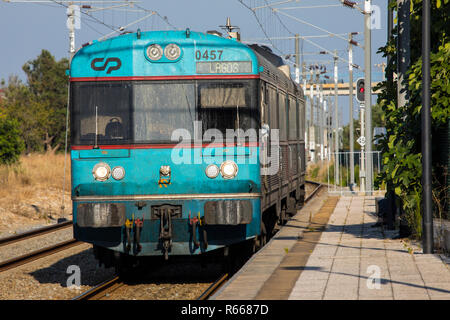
356;78;365;103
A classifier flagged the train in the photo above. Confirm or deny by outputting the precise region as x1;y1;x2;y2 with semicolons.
69;23;306;270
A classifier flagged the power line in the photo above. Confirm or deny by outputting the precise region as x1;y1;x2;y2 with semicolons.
275;9;357;45
237;0;286;55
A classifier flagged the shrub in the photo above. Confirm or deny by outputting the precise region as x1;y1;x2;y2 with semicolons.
0;117;24;165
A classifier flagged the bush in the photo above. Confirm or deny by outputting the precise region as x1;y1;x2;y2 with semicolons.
0;117;25;165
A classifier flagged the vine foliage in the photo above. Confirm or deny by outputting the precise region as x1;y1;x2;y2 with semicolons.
375;0;449;237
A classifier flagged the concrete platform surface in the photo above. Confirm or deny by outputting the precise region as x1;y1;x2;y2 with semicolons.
213;194;450;300
289;196;450;300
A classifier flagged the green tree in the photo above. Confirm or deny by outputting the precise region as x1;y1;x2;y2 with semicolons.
1;50;69;153
2;76;48;153
22;49;69;153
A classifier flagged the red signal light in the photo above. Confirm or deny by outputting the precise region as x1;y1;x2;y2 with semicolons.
356;78;365;102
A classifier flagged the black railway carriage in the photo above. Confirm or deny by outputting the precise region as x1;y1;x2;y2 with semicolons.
251;45;306;237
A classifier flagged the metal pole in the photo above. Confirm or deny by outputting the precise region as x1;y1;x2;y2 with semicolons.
387;2;394;81
68;4;76;61
309;67;314;163
360;101;366;193
364;0;373;195
397;0;411;104
421;0;433;254
319;83;324;161
349;33;355;188
334;51;339;186
323;97;327;159
295;34;300;84
315;67;320;162
303;62;308;153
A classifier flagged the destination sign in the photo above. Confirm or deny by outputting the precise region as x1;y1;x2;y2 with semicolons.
196;61;252;74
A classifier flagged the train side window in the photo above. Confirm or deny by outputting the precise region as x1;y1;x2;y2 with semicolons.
260;83;269;124
288;96;297;141
268;86;278;131
296;99;300;141
278;91;287;141
298;98;304;141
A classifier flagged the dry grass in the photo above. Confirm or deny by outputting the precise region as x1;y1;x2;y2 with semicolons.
306;160;332;184
0;153;72;235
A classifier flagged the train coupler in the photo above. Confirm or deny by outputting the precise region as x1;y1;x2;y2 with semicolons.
158;210;173;260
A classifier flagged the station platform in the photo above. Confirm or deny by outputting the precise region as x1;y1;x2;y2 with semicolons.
212;192;450;300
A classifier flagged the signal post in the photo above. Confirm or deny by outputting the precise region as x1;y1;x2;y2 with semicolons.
356;78;366;192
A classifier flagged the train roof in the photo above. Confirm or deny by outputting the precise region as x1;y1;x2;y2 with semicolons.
248;44;304;98
70;30;259;79
69;29;303;98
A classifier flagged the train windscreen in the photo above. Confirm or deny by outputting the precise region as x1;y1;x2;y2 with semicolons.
71;82;132;145
71;80;259;145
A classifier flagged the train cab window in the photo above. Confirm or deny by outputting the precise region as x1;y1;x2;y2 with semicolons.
71;82;132;145
288;96;297;141
278;92;287;141
133;83;196;143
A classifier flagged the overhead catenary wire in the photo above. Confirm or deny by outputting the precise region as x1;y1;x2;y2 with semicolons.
239;0;363;70
98;11;156;41
274;9;359;46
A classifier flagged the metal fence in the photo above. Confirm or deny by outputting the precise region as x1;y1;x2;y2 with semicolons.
326;151;386;195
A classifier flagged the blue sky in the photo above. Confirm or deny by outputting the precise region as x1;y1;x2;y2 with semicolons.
0;0;389;125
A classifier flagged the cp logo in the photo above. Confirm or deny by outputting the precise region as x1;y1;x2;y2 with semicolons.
91;57;122;74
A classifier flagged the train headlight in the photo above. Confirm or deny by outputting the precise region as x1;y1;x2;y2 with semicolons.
205;164;219;179
92;163;111;181
111;166;125;180
147;44;163;61
164;43;181;60
220;161;238;179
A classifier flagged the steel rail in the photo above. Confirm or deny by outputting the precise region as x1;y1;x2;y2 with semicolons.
196;273;229;300
0;221;72;248
305;180;323;203
73;275;123;300
0;239;82;273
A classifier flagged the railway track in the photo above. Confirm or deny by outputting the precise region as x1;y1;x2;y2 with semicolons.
305;180;323;203
0;221;84;274
73;272;229;301
0;238;83;273
0;221;72;248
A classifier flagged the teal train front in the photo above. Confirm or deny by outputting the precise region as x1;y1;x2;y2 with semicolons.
69;28;306;267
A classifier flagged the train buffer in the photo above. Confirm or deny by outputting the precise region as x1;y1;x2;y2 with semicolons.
211;193;450;300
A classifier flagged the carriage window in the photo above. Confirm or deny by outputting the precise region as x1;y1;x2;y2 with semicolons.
268;86;278;131
197;81;258;140
71;82;132;145
288;96;297;140
278;92;287;141
298;99;304;140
